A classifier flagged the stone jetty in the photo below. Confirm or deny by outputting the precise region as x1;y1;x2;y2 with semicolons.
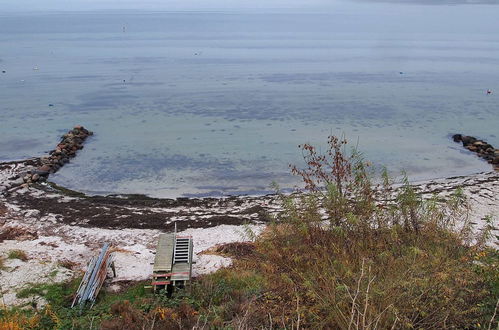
37;125;93;179
452;134;499;170
2;126;92;192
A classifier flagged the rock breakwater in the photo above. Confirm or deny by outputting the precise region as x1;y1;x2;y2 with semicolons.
452;134;499;170
2;126;92;193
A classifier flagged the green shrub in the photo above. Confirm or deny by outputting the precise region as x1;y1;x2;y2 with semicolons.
8;249;28;261
16;280;77;307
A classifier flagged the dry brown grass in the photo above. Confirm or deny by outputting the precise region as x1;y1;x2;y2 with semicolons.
200;241;255;258
7;249;28;262
58;259;78;270
100;300;199;330
0;202;7;217
0;226;38;243
0;307;46;330
231;219;495;329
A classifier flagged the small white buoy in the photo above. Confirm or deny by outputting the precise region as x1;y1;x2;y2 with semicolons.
33;66;39;71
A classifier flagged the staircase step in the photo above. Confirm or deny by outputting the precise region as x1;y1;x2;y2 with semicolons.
173;237;192;265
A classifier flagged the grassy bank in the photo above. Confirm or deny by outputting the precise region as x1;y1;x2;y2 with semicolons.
1;136;497;329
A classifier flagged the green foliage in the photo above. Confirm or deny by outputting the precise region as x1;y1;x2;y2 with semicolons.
8;249;28;261
472;248;499;325
9;279;152;329
194;268;263;305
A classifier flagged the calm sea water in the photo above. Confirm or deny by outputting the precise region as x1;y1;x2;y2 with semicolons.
1;3;498;197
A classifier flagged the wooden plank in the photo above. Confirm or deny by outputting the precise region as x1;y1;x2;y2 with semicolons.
153;234;174;272
171;263;191;281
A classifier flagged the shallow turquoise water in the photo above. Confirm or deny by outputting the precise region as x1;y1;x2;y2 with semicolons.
0;4;498;197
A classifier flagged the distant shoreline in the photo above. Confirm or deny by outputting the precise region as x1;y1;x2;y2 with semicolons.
1;155;498;231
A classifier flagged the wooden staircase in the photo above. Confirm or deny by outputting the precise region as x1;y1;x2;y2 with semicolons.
151;225;194;293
